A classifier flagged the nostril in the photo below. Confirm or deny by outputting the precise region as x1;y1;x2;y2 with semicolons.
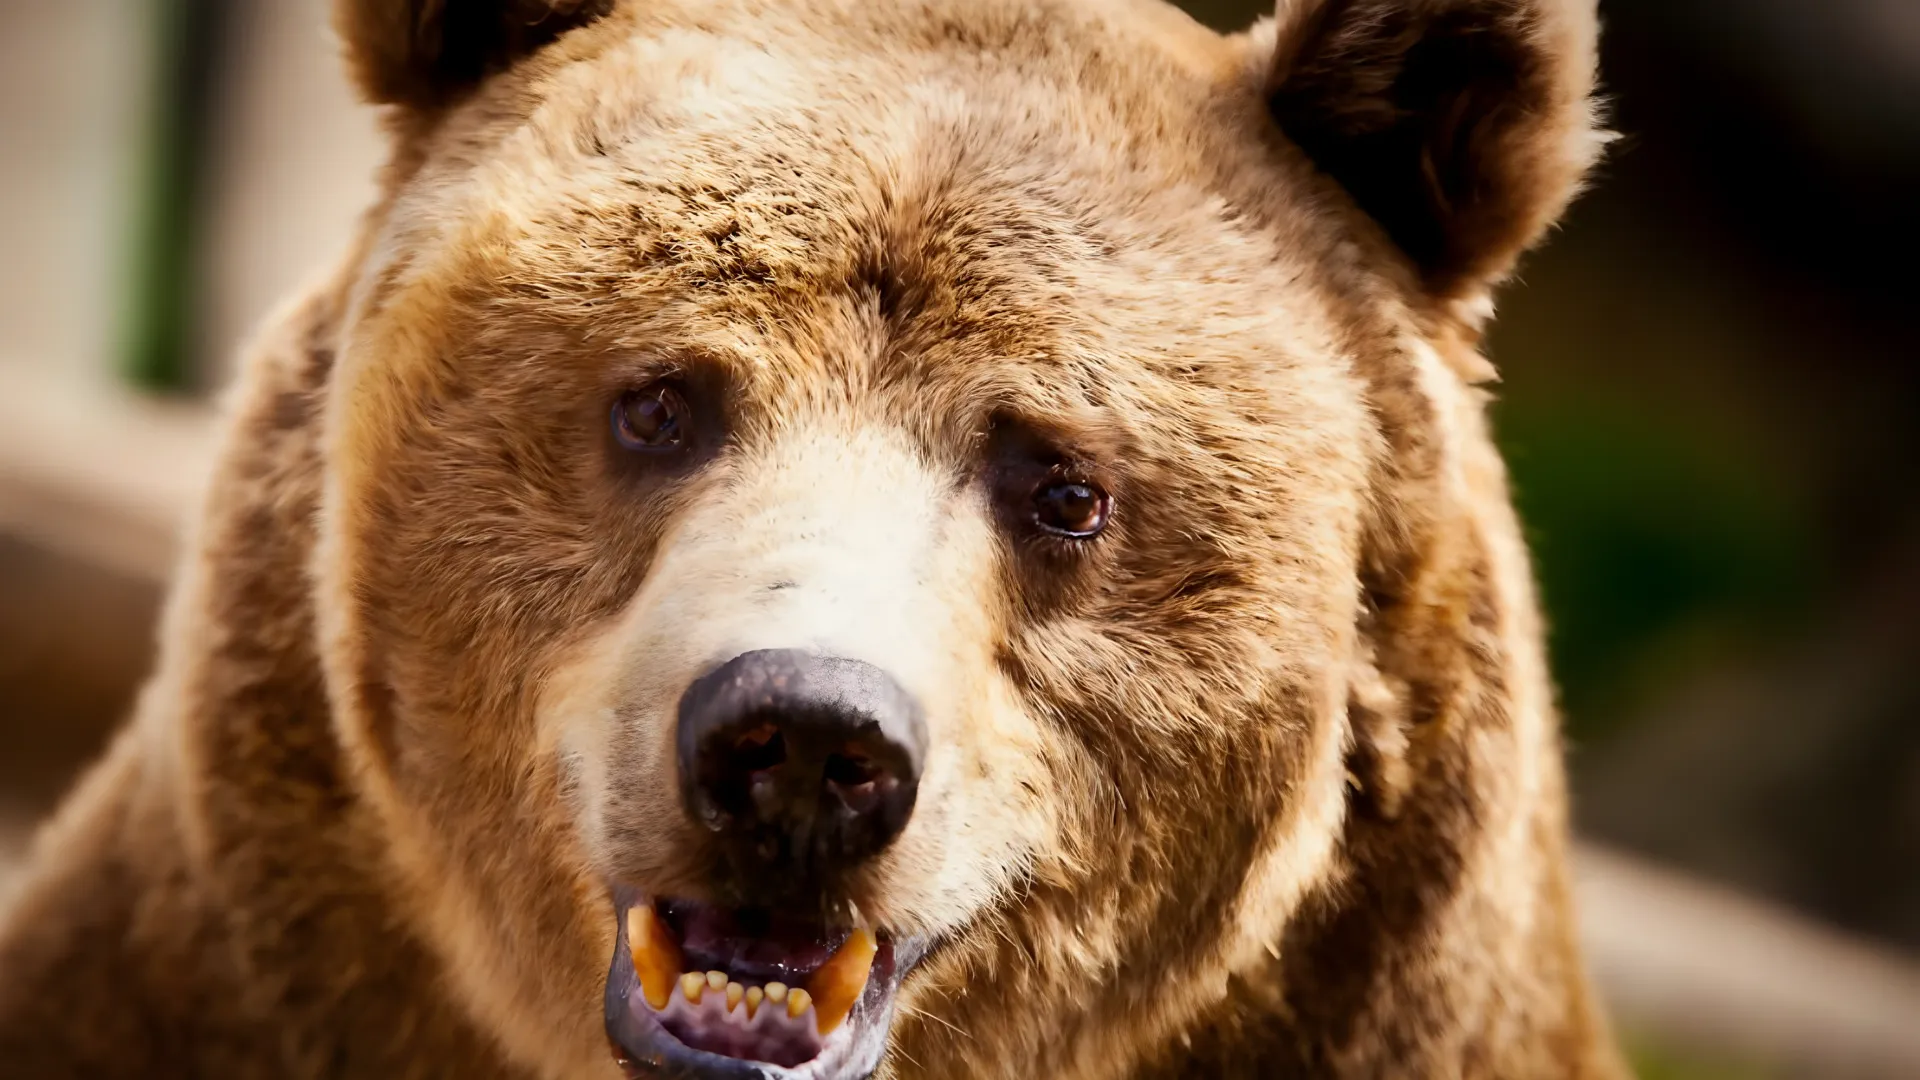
822;750;878;788
732;724;787;773
823;750;888;814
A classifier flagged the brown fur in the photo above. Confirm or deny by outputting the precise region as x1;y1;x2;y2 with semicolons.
0;1;1623;1077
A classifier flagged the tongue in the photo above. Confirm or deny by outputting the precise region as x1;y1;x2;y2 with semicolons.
674;905;841;979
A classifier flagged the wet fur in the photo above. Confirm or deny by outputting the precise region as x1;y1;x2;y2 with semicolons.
0;1;1623;1077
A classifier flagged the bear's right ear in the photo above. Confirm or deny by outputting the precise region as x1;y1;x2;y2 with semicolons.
1264;0;1604;300
335;0;615;110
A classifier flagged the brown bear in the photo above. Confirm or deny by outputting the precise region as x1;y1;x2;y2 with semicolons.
0;0;1624;1077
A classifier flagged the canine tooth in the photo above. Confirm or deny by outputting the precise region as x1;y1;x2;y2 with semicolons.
680;972;706;1004
725;981;744;1012
787;988;812;1020
806;928;877;1036
745;986;764;1019
626;907;683;1011
764;981;788;1005
705;970;728;992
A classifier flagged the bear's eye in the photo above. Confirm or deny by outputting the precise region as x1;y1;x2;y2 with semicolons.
612;383;690;452
1032;478;1111;538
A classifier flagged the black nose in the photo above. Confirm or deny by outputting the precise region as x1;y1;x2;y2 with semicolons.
677;649;926;882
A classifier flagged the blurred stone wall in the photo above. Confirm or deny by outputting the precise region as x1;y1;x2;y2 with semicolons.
0;0;380;386
0;2;151;379
195;0;380;383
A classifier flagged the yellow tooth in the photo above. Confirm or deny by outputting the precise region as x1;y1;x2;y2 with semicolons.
764;981;788;1005
787;988;812;1020
627;907;684;1011
806;928;877;1036
679;972;706;1004
745;986;764;1019
705;970;728;992
725;981;744;1012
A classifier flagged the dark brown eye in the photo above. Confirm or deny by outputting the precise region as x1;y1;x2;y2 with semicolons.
612;383;690;451
1032;479;1110;538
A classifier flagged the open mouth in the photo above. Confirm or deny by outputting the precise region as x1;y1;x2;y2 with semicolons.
605;896;926;1079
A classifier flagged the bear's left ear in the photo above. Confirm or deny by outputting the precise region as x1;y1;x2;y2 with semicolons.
1265;0;1604;299
335;0;615;110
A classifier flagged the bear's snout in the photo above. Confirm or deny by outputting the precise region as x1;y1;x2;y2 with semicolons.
676;649;927;892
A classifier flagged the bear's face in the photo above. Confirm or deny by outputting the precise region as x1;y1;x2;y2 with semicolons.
318;1;1598;1077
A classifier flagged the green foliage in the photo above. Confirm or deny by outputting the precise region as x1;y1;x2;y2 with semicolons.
120;0;224;392
1496;395;1815;739
1628;1032;1781;1080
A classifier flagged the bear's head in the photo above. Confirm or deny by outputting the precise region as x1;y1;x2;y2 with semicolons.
315;1;1601;1077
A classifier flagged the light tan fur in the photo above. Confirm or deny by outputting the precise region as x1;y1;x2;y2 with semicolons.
0;1;1625;1077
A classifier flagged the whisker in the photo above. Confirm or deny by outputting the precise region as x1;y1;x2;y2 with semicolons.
897;1000;974;1042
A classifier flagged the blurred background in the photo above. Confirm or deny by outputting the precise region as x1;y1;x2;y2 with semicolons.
0;1;1914;1076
